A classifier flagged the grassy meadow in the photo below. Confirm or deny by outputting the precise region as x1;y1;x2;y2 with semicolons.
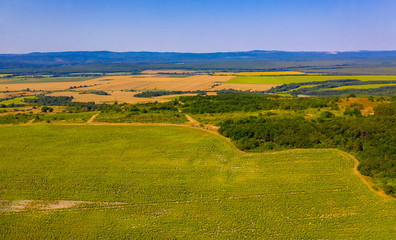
227;75;396;84
96;111;187;124
0;125;395;239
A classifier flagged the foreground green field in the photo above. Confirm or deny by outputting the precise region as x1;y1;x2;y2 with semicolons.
227;75;396;84
0;125;395;239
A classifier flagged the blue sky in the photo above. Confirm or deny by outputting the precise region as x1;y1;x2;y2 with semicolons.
0;0;395;53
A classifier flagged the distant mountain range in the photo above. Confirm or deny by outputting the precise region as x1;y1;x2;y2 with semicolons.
1;50;396;69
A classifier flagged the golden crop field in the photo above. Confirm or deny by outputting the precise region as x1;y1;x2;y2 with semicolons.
141;69;197;74
47;91;164;104
212;83;281;91
0;74;234;103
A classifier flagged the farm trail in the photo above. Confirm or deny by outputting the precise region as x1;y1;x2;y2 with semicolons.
185;114;200;126
26;118;35;124
86;113;99;123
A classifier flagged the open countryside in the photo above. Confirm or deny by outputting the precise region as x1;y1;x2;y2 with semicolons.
1;125;395;239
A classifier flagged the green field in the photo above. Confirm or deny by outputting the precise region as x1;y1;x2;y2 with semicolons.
0;125;394;239
96;111;187;124
0;76;96;84
0;96;36;106
34;112;96;123
332;83;396;90
227;75;396;84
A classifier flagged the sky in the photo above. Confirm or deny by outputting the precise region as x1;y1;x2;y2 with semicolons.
0;0;395;53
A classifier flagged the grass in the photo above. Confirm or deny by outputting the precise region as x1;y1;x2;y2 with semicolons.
227;75;396;84
332;83;396;90
190;108;339;126
214;71;306;76
275;93;293;97
95;111;187;124
0;77;97;84
0;96;36;106
34;112;96;123
0;125;394;239
0;113;34;124
0;112;96;124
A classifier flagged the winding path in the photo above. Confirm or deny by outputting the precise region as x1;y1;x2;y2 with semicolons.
86;112;99;123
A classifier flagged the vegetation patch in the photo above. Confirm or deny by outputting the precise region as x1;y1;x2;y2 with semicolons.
333;83;396;90
0;125;394;239
0;76;96;84
218;101;396;195
79;90;110;95
0;96;36;107
227;75;396;84
34;112;96;123
96;101;187;123
268;79;396;96
215;71;306;76
134;90;205;98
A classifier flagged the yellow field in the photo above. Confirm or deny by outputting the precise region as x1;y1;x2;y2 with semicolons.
141;69;197;74
0;74;235;103
47;91;162;104
214;71;306;76
212;83;281;91
79;75;233;91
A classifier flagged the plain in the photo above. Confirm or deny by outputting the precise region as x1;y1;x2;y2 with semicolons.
0;125;395;239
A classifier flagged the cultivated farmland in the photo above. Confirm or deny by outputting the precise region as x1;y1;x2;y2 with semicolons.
0;125;395;239
214;71;307;76
226;75;396;84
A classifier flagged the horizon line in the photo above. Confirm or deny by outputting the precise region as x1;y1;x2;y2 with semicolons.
1;49;396;55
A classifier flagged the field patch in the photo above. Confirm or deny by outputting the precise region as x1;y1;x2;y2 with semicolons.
0;76;96;84
214;71;306;76
141;69;197;74
332;83;396;89
0;125;394;239
227;75;396;84
0;96;36;106
47;91;157;104
212;83;280;91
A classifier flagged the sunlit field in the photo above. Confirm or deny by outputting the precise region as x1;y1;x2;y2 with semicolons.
1;125;394;239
